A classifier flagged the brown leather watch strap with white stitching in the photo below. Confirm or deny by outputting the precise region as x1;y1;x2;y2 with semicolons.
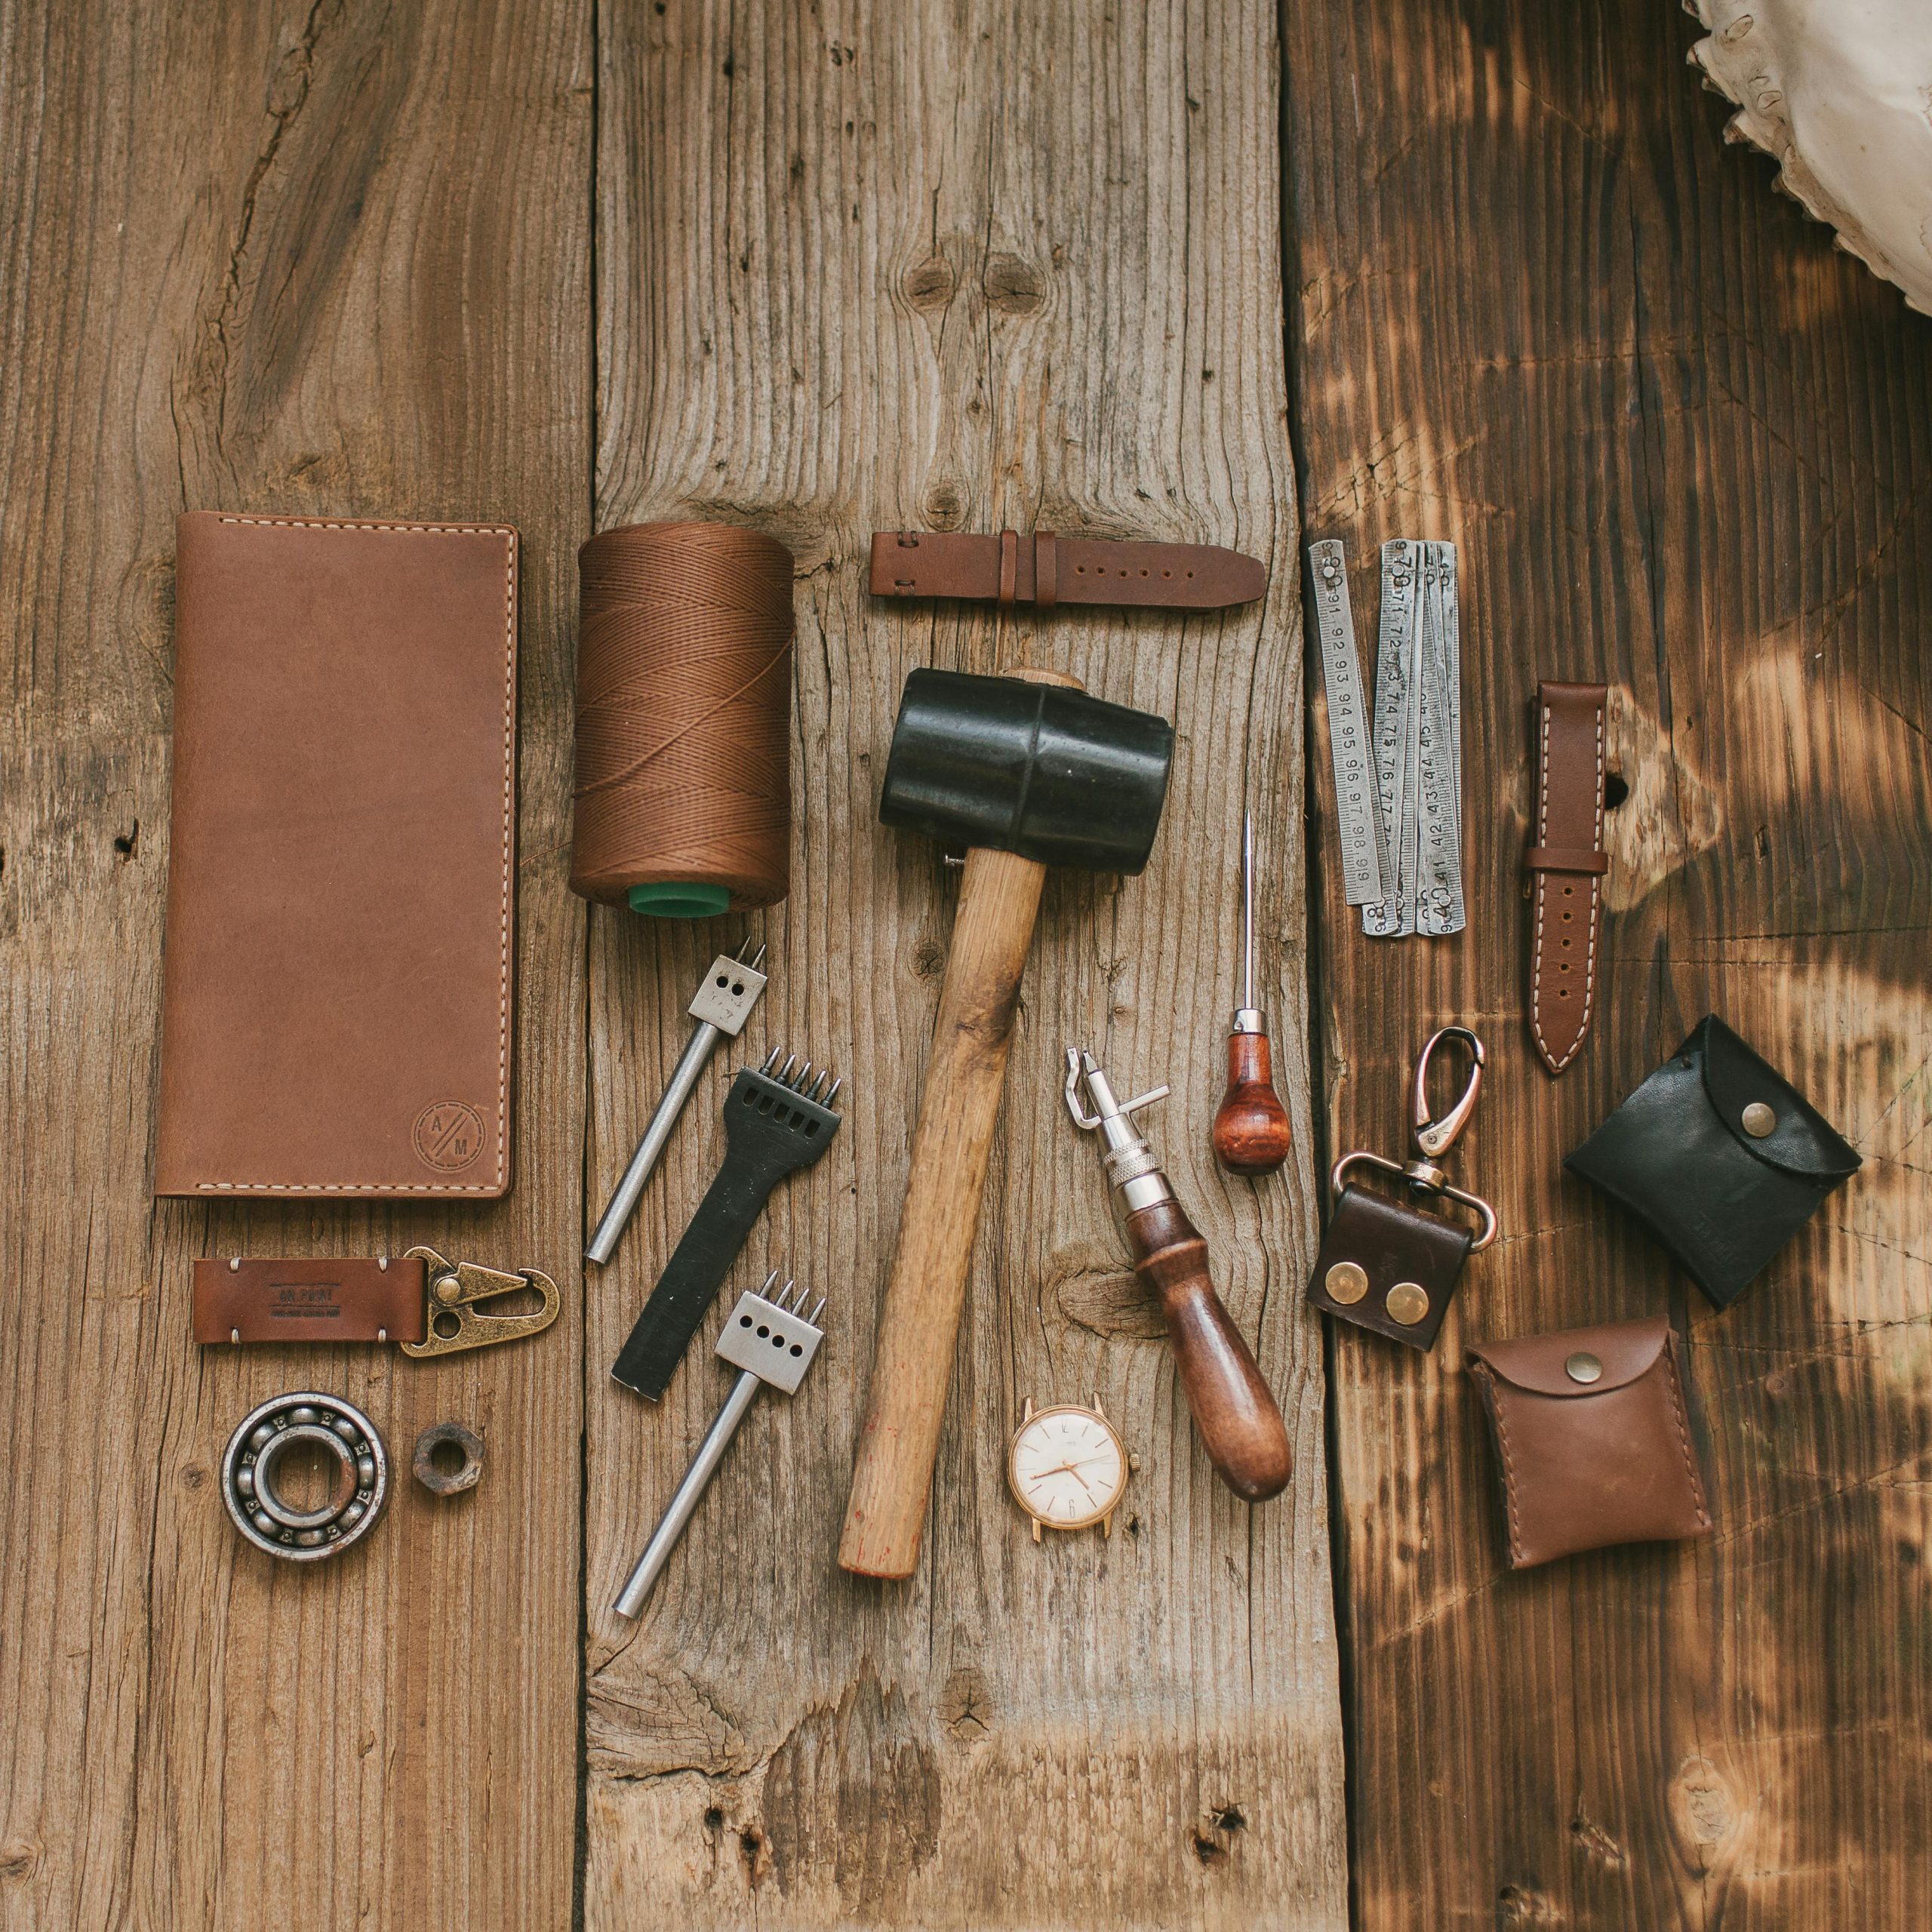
869;529;1266;611
1524;681;1608;1075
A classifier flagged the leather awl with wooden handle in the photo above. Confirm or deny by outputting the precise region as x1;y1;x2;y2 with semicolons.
839;668;1176;1581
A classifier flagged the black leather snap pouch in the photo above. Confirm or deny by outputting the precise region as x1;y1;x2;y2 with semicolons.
1564;1015;1860;1309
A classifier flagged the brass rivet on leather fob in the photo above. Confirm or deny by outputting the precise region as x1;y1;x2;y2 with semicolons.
1385;1281;1429;1326
1741;1101;1777;1138
1325;1260;1370;1305
1565;1351;1604;1384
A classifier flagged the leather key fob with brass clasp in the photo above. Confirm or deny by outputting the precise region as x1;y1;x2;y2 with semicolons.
1308;1026;1498;1352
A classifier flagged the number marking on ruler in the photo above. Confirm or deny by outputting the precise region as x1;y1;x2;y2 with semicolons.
1307;540;1385;908
1415;542;1466;935
1367;540;1420;937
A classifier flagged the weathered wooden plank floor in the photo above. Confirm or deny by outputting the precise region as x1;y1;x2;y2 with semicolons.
582;4;1343;1927
1285;3;1932;1928
2;2;1925;1928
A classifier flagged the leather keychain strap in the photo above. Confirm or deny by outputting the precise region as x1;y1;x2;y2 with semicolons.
194;1256;429;1344
1524;680;1609;1075
869;530;1266;611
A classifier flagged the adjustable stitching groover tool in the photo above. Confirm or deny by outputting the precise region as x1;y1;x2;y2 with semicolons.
1309;1026;1497;1352
614;1270;826;1617
587;938;769;1266
1063;1049;1292;1503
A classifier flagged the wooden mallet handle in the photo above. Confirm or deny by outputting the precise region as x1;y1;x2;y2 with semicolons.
838;841;1047;1578
1124;1196;1292;1500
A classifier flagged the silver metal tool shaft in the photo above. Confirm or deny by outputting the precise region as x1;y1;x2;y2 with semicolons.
587;940;768;1266
614;1370;761;1615
612;1272;826;1618
1241;811;1256;1013
588;1026;717;1264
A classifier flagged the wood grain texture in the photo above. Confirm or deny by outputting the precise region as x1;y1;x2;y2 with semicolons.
583;2;1345;1924
0;3;590;1927
1282;2;1931;1926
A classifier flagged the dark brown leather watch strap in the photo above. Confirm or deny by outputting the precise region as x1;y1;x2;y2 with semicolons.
1524;680;1609;1075
193;1256;428;1344
869;530;1266;611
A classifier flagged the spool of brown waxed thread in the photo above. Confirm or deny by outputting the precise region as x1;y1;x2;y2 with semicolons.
570;521;795;919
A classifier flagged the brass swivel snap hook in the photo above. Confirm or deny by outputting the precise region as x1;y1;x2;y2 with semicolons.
1331;1026;1498;1251
398;1246;561;1358
1411;1024;1484;1166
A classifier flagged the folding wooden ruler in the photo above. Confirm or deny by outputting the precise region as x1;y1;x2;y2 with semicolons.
1307;537;1464;938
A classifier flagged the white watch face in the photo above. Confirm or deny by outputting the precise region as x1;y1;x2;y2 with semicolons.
1008;1406;1128;1530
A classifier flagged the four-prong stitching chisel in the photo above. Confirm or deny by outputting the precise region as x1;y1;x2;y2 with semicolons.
613;1270;827;1617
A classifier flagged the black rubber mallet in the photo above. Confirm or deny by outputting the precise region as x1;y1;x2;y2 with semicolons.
838;666;1174;1580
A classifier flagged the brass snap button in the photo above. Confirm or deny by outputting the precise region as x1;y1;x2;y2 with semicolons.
1385;1281;1429;1326
1565;1352;1603;1384
1741;1101;1777;1138
1324;1260;1369;1306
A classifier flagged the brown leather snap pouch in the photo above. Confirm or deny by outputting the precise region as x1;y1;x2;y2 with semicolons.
1464;1315;1712;1568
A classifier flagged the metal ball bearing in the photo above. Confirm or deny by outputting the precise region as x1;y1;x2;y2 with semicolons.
220;1392;389;1562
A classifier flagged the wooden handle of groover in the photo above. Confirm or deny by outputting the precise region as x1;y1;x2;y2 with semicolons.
839;667;1078;1581
1123;1196;1292;1500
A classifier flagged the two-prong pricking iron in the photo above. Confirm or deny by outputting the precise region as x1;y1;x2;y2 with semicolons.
587;938;770;1267
614;1271;827;1617
611;1046;844;1399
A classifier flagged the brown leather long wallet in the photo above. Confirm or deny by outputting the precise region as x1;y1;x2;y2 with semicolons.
155;513;520;1198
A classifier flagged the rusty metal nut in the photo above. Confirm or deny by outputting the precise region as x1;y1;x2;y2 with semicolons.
412;1421;485;1497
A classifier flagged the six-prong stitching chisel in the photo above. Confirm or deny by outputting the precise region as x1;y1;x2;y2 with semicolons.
611;1049;843;1400
613;1270;827;1617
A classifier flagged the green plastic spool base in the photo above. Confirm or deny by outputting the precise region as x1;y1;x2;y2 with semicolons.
627;881;732;920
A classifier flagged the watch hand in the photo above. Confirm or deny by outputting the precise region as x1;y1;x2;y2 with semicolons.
1040;1461;1097;1495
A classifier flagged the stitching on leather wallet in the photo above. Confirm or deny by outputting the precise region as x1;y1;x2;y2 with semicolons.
1663;1337;1712;1527
198;517;517;1195
1470;1360;1524;1564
